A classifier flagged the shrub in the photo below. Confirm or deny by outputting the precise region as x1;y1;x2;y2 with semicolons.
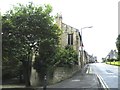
54;46;78;67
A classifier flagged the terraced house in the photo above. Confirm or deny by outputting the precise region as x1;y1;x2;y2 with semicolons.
55;14;81;65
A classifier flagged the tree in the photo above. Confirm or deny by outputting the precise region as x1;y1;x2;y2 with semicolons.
116;34;120;61
2;2;61;86
2;15;23;80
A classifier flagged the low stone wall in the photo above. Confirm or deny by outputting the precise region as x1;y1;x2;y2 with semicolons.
30;65;81;86
49;65;81;84
30;67;40;86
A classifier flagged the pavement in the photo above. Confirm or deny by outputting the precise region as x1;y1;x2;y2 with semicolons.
1;64;104;90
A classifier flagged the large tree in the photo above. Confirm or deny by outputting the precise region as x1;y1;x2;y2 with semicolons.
116;34;120;61
2;2;61;86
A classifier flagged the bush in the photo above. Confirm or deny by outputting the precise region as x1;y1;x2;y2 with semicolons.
33;45;78;72
54;46;78;67
2;61;22;80
107;59;117;62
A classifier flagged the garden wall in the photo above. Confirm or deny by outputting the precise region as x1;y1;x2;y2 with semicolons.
30;65;81;86
48;65;81;84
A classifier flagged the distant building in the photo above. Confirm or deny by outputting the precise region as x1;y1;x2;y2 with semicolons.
87;54;97;63
83;50;90;64
94;56;97;62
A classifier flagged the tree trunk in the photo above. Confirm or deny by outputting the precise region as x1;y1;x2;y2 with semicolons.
22;60;31;87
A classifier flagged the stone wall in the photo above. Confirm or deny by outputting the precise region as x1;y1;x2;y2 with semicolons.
49;65;81;84
30;65;81;86
30;67;40;86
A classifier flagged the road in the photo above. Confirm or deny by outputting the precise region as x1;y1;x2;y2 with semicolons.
89;63;120;89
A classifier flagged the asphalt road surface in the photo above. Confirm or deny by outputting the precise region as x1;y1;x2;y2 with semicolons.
89;63;120;89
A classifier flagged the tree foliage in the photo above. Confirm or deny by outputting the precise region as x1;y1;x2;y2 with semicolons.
116;34;120;61
53;46;78;67
2;2;61;86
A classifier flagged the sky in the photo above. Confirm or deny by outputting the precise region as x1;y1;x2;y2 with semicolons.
0;0;119;61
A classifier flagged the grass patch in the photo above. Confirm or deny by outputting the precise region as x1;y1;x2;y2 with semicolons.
106;61;120;66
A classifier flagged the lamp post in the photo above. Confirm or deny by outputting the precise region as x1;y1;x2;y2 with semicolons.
80;26;93;68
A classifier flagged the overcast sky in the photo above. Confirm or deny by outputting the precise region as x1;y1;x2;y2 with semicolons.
0;0;119;61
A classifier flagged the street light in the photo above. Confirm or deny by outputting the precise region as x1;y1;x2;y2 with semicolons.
79;26;93;68
80;26;93;40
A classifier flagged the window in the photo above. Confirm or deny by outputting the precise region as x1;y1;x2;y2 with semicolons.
68;34;73;45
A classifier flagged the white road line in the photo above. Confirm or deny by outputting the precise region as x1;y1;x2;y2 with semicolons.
71;79;80;82
89;67;93;74
96;74;109;90
86;66;93;74
86;67;90;74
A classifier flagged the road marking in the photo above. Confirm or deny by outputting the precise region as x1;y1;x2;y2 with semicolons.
86;67;93;74
71;79;80;82
96;74;109;90
89;67;93;74
86;67;90;74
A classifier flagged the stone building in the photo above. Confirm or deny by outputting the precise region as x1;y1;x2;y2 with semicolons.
55;14;81;65
83;50;89;64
